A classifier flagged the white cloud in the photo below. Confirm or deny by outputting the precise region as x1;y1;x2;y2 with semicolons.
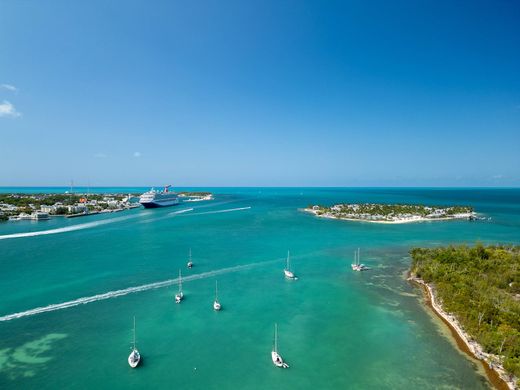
0;100;21;118
133;152;142;158
1;84;18;92
492;174;504;180
94;153;107;158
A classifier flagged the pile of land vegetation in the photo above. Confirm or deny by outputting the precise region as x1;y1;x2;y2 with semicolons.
410;245;520;384
305;203;475;223
0;193;139;219
178;191;212;197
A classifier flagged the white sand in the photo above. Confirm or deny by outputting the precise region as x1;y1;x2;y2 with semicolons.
303;208;474;224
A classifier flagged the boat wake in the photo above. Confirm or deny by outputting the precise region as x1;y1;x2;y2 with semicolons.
168;208;193;215
183;206;252;216
0;214;141;241
0;205;248;240
0;259;278;322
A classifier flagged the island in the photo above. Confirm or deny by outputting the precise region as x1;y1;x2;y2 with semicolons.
409;245;520;389
303;203;476;223
178;191;213;201
0;192;141;221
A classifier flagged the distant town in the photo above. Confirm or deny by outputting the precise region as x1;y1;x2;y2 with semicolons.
304;203;478;224
0;191;213;222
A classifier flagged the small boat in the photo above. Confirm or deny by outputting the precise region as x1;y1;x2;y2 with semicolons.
175;269;184;303
128;316;141;368
187;248;193;268
213;280;221;311
351;248;370;271
271;323;289;368
283;251;296;279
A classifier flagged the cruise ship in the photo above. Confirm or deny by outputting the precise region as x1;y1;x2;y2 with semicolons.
139;185;180;208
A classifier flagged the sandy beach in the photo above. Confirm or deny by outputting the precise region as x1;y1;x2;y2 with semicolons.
303;208;474;224
409;276;518;390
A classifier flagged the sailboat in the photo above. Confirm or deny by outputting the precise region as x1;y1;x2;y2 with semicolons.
213;280;221;311
351;248;369;271
175;269;184;303
283;251;296;279
271;323;289;368
187;248;193;269
128;316;141;368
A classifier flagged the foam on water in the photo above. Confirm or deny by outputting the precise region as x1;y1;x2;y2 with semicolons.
0;258;279;322
184;206;252;216
168;207;193;215
0;214;141;241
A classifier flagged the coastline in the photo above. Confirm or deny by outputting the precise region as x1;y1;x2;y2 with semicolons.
302;208;474;224
409;276;518;390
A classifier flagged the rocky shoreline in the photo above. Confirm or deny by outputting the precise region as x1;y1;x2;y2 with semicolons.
409;276;518;390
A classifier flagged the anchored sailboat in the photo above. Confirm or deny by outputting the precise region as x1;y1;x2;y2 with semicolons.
351;248;369;271
283;251;296;279
128;316;141;368
175;269;184;303
213;280;221;311
187;248;193;269
271;323;289;368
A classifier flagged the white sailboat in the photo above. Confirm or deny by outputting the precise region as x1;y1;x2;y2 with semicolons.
213;280;221;311
271;323;289;368
175;269;184;303
283;251;296;279
128;316;141;368
187;248;193;269
351;248;369;271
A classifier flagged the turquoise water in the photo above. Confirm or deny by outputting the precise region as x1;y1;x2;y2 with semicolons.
0;188;519;389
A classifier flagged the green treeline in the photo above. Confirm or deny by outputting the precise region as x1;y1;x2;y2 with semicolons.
411;245;520;380
309;203;473;218
0;193;136;208
178;192;211;197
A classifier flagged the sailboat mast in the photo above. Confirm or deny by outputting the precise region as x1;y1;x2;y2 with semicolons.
189;248;192;261
215;280;218;301
133;316;136;349
178;269;182;293
357;248;360;265
287;251;290;270
274;323;278;352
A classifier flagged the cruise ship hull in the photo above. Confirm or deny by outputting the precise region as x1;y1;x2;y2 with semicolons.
140;200;179;208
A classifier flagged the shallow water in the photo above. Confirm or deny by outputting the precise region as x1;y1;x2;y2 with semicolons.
1;187;519;389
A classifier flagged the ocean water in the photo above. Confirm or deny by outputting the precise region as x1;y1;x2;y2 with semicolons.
0;187;519;389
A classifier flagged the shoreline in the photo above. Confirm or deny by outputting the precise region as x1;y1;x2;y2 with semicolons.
303;208;474;224
409;276;518;390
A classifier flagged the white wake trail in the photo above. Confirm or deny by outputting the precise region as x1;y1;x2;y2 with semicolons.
184;206;252;216
0;214;142;241
0;259;278;322
167;208;193;216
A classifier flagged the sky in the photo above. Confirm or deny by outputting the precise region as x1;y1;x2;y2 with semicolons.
0;0;519;187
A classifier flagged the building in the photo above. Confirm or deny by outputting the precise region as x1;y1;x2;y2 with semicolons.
40;205;56;213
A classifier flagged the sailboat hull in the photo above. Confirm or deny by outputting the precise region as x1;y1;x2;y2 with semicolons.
128;350;141;368
271;351;288;368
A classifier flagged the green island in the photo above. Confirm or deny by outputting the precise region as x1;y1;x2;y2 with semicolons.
177;191;213;201
0;193;140;221
304;203;476;223
410;245;520;387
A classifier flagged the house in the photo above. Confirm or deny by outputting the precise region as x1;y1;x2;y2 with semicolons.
40;205;56;213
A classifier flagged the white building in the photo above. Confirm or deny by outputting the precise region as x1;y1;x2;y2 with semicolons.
41;205;56;213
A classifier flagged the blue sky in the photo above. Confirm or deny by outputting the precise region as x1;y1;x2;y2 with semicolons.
1;0;519;187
